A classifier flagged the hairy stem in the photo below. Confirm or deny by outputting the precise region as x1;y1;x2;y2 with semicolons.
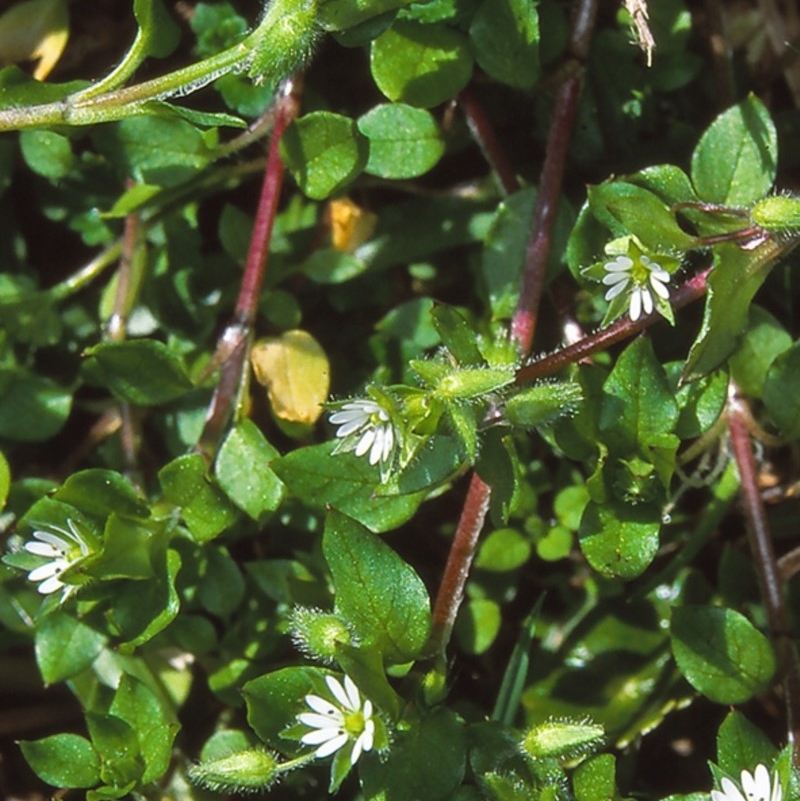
197;81;300;457
728;384;800;759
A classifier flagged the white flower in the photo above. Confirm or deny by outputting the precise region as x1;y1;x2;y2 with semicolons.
297;674;375;765
711;765;782;801
602;253;670;321
23;521;91;596
329;398;395;468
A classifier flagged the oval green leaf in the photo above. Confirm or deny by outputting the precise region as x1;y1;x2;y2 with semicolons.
370;20;473;108
21;734;101;789
280;111;368;200
358;103;444;178
670;605;775;703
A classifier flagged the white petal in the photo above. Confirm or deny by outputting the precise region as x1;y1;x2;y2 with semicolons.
650;275;670;299
31;531;72;550
298;712;343;729
381;426;394;463
28;562;62;582
301;726;345;746
329;409;368;425
314;732;349;758
719;777;747;801
24;542;61;557
305;693;340;717
771;773;782;801
744;767;771;801
354;428;376;458
326;675;352;709
342;674;361;710
362;699;373;720
37;573;66;594
629;288;643;321
369;431;386;465
602;271;631;286
361;718;375;751
604;257;633;271
641;287;654;315
604;280;629;302
333;418;367;437
350;735;364;765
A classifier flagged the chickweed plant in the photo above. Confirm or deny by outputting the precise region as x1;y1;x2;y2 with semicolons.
1;0;799;799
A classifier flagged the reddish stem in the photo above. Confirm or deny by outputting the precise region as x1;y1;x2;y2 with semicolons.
197;82;301;457
426;472;492;656
515;266;711;385
427;0;599;657
728;386;800;758
458;86;520;196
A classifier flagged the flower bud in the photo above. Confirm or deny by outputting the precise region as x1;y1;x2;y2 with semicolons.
751;195;800;234
521;718;604;761
188;748;281;794
436;367;515;400
504;382;582;429
290;607;353;663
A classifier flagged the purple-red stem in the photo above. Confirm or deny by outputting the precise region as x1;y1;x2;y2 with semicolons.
728;387;800;758
197;82;300;457
426;0;599;657
458;86;521;196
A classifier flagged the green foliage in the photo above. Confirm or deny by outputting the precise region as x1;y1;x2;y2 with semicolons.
1;1;799;800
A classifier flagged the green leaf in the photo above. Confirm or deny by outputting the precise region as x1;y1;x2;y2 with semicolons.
358;103;444;178
0;450;9;508
272;441;426;532
0;368;71;442
83;340;194;405
729;306;792;397
455;597;501;654
280;111;368;200
682;242;782;383
361;708;467;801
86;713;144;787
468;0;539;90
319;0;415;30
19;129;74;179
587;181;696;252
159;454;239;542
197;546;245;618
504;381;583;429
107;548;182;647
243;665;326;753
670;605;775;703
599;337;679;454
763;341;800;438
573;754;617;801
715;711;777;778
53;469;149;520
93;116;215;186
666;363;728;440
323;510;431;662
578;499;660;579
215;421;285;520
21;734;101;789
475;527;531;572
370;20;473;108
691;95;777;206
476;429;521;526
35;612;108;684
430;304;483;366
109;675;180;784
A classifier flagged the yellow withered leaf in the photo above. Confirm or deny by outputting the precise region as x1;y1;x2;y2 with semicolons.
329;197;377;253
250;330;330;425
0;0;69;80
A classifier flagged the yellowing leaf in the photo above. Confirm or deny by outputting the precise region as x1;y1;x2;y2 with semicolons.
0;0;69;80
329;197;377;253
251;330;330;424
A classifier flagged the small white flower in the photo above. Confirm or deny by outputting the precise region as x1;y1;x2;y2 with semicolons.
602;253;670;321
711;765;782;801
329;398;396;469
23;520;91;596
297;674;375;765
